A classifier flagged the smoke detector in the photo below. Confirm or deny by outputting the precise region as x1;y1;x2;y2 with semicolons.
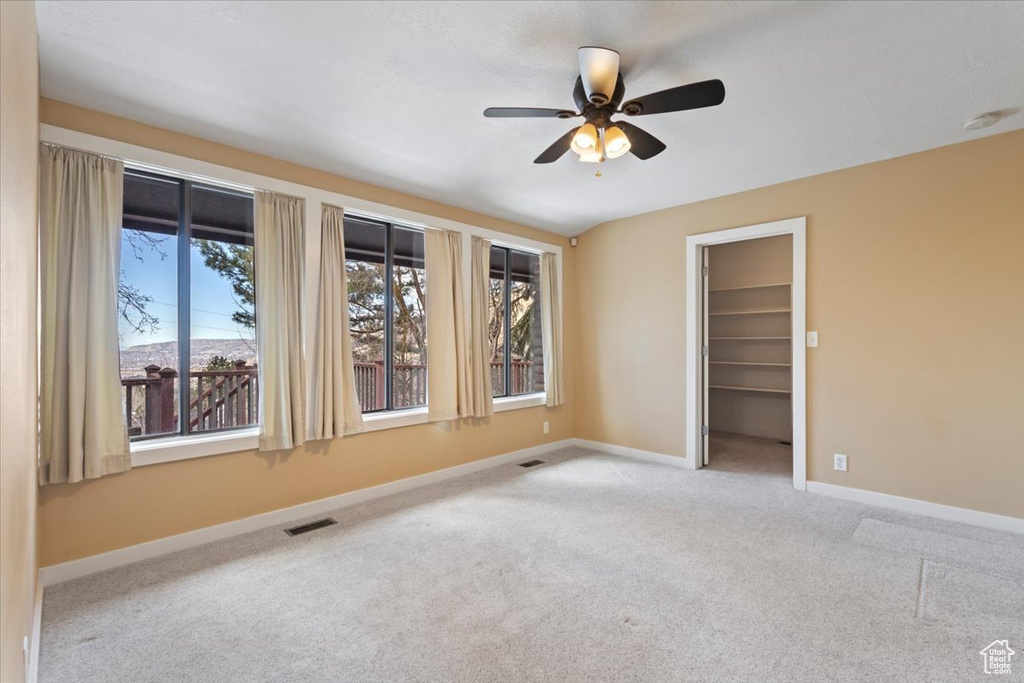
963;113;999;131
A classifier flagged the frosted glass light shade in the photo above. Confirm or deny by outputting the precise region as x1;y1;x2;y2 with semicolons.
604;125;631;159
570;123;598;155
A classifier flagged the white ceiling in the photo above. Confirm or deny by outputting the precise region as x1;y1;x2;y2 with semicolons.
36;1;1024;236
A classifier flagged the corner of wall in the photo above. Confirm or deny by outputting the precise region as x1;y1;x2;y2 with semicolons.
0;1;40;681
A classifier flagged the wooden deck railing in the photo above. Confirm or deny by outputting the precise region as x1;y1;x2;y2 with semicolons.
123;359;537;437
122;361;258;438
190;364;258;433
352;360;535;412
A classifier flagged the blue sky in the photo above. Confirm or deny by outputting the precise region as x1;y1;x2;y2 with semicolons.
119;231;255;349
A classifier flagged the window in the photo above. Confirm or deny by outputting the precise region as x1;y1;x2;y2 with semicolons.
118;169;257;440
488;246;544;397
344;216;427;413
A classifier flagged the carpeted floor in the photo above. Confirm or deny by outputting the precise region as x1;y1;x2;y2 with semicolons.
40;434;1024;682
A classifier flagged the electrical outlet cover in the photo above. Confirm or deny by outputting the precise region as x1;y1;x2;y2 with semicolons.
834;453;848;472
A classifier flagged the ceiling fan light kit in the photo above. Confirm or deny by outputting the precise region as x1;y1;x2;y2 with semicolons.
483;45;725;172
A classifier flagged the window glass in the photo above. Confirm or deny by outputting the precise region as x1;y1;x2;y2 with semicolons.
189;185;257;433
344;218;387;412
117;170;257;441
508;250;543;395
118;171;181;438
343;218;426;413
391;227;426;409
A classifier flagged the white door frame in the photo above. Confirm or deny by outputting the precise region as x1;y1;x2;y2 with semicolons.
684;217;807;490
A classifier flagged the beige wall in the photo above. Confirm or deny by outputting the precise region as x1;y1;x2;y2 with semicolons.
1;2;40;681
576;130;1024;518
37;100;577;566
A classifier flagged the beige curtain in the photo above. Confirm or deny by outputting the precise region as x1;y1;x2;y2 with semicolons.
540;252;565;407
469;236;494;417
424;229;470;421
39;144;131;484
310;205;364;438
255;191;306;451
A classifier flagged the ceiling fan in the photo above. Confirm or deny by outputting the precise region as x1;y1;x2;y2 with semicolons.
484;47;725;170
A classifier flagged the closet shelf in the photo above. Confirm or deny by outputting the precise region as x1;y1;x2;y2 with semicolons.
709;361;791;367
709;308;791;316
708;336;791;340
709;385;791;394
708;282;792;292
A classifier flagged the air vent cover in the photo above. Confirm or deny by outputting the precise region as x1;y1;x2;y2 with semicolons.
285;518;337;536
518;460;545;468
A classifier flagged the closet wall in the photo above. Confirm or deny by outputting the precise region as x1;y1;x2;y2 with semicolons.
707;235;793;440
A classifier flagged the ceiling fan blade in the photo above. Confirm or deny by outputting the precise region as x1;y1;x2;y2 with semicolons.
484;107;576;118
534;128;579;164
615;122;666;160
621;79;725;116
578;46;620;106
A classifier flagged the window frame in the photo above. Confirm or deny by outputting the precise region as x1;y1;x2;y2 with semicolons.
343;213;427;415
120;166;257;442
488;244;544;399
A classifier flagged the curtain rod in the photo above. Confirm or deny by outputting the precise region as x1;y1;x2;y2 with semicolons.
41;142;548;253
40;140;304;202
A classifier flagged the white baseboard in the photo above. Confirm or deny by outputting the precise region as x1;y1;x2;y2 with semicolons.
39;439;575;586
27;579;42;683
806;481;1024;535
573;438;692;469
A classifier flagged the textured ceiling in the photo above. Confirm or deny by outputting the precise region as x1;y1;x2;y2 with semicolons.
36;1;1024;235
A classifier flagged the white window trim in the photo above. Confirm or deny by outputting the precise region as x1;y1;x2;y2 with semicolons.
131;428;260;467
41;126;562;466
359;393;546;434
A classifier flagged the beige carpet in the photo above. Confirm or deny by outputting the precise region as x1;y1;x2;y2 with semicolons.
39;434;1024;682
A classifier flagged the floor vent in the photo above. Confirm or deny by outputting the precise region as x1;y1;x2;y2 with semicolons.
518;459;545;468
285;518;337;536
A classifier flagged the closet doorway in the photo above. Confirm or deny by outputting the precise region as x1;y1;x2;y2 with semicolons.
685;217;807;490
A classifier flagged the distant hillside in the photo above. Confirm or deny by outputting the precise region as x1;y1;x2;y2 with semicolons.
120;338;257;377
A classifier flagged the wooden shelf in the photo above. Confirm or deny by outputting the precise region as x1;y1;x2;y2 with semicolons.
709;282;791;292
709;308;791;316
709;385;791;394
709;336;791;340
709;361;791;367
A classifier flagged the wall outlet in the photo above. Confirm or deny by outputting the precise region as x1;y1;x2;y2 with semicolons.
807;331;819;347
834;453;848;472
542;421;549;434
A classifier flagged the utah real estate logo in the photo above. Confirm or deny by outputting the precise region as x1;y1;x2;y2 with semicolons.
980;640;1015;675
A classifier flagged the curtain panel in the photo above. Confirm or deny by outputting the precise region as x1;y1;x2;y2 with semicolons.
469;236;494;417
310;204;364;438
255;191;306;451
424;229;471;421
540;252;565;407
39;144;131;484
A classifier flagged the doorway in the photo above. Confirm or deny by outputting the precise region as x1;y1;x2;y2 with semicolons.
685;217;807;490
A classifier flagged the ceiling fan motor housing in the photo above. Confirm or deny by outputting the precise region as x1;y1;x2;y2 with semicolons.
574;75;626;113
